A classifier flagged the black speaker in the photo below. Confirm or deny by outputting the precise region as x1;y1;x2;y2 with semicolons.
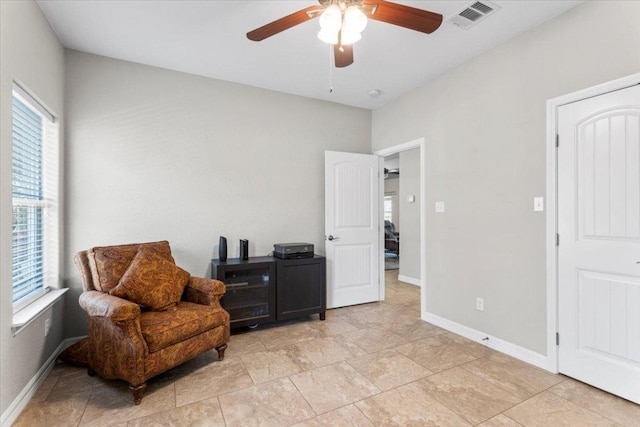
239;239;249;260
218;236;227;262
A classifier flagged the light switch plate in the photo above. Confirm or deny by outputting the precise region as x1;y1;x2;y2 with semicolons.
435;201;445;213
534;197;544;212
407;195;415;203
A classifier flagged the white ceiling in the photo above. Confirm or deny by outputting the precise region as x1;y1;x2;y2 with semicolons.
37;0;582;110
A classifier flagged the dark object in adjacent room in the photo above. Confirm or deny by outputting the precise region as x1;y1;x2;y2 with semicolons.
385;220;400;256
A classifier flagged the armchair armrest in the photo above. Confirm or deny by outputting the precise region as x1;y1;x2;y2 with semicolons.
184;277;226;306
79;291;141;321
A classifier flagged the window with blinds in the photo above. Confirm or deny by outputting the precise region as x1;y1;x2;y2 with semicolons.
384;196;393;222
12;85;59;311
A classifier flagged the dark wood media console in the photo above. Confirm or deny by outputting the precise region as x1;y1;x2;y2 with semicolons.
211;257;276;328
211;255;326;328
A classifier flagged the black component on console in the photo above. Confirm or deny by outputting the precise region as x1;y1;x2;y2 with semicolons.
273;242;314;259
219;236;227;262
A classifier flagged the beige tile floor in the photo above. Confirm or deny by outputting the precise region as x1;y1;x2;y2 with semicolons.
14;271;640;426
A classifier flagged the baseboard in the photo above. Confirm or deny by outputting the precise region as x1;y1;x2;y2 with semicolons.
422;311;549;371
397;274;421;287
0;336;86;427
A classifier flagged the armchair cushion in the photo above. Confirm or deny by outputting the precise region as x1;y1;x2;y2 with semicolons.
139;302;230;352
88;241;174;292
110;248;190;311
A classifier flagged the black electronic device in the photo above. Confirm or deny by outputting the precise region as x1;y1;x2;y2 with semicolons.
273;242;314;259
239;239;249;260
218;236;227;261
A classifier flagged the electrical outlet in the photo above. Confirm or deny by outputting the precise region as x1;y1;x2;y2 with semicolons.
44;318;51;337
476;297;484;312
435;201;445;213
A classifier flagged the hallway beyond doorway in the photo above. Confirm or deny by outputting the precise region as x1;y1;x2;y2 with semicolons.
385;270;420;313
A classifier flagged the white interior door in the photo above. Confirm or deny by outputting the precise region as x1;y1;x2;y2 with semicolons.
325;151;382;309
558;84;640;404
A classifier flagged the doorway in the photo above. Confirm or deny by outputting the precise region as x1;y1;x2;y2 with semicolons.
547;74;640;403
375;138;426;317
383;153;400;271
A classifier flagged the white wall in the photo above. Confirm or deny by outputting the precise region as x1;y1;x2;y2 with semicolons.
399;148;420;280
0;0;65;417
64;50;371;336
372;1;640;355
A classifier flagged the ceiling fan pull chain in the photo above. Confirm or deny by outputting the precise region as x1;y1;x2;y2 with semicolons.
329;44;334;93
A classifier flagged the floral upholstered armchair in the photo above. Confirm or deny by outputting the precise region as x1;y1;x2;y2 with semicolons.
74;241;230;405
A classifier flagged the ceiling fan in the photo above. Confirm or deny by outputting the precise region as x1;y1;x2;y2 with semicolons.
247;0;443;68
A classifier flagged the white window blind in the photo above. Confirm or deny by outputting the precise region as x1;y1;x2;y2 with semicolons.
12;85;59;312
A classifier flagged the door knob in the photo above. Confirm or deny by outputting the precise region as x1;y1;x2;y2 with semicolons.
327;235;340;241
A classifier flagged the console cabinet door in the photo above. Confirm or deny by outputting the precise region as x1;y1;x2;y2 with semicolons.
276;257;326;321
212;257;276;328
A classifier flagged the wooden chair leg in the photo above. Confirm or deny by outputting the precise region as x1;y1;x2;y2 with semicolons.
215;343;228;361
130;382;147;405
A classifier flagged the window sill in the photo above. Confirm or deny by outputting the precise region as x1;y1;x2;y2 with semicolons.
12;288;68;336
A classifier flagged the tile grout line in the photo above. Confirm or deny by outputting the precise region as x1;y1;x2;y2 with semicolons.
455;355;556;403
414;354;543;424
351;400;377;426
286;375;319;425
501;384;624;426
474;410;524;426
76;380;95;427
217;396;229;427
387;364;483;426
500;387;558;423
172;380;177;414
544;383;632;427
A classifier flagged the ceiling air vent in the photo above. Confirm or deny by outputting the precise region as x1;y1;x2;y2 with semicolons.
449;1;500;30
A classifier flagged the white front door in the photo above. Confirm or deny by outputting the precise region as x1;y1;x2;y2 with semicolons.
558;84;640;404
325;151;382;309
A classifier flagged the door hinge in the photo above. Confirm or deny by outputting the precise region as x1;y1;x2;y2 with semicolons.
556;332;560;346
555;134;559;148
556;233;560;246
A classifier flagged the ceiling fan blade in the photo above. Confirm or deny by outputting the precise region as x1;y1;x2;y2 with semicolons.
334;44;354;68
363;0;443;34
247;6;323;41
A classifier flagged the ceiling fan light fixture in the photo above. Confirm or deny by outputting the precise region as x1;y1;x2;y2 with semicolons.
317;3;366;47
318;4;342;33
317;28;339;45
343;6;367;34
340;29;362;45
